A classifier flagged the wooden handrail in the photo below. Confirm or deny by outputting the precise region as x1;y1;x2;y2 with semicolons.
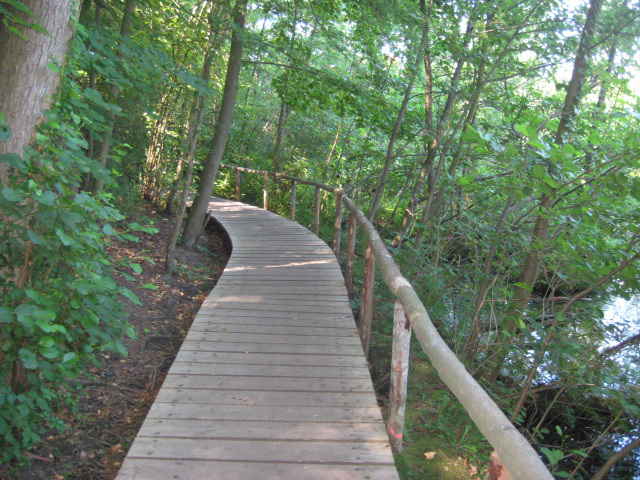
220;163;553;480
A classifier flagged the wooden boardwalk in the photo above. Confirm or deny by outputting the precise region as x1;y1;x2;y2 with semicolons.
117;198;399;479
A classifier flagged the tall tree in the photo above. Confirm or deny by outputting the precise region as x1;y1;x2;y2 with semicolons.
181;0;247;249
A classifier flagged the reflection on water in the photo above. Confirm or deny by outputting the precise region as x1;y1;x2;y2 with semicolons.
603;294;640;352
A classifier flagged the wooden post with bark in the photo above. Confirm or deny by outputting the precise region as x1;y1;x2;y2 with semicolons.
490;452;514;480
387;300;411;452
263;172;268;209
235;169;241;201
333;192;343;258
290;180;296;221
359;242;375;357
345;213;356;297
313;186;321;235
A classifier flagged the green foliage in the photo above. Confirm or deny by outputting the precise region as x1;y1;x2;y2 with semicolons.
0;28;162;462
0;0;48;40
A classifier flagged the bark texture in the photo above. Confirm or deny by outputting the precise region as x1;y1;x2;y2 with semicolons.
0;0;77;185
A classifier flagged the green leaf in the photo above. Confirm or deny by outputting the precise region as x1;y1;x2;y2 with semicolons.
515;124;529;137
74;193;90;205
112;339;128;357
39;336;55;348
39;347;58;359
27;230;46;245
129;263;142;274
55;229;73;246
0;152;23;169
2;187;22;202
461;125;479;142
532;165;546;179
514;282;533;292
120;288;142;306
35;316;54;333
540;447;564;467
18;348;38;370
0;121;10;141
142;283;158;290
34;191;56;205
2;0;34;16
0;306;14;323
62;352;78;364
543;176;559;189
103;223;117;235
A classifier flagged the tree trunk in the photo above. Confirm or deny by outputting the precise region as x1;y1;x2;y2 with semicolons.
91;0;136;195
181;0;247;249
272;100;289;171
0;1;78;186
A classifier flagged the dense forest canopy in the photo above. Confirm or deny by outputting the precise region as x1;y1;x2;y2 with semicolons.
1;0;639;478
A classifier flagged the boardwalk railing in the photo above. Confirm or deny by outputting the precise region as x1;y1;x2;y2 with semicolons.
220;164;553;480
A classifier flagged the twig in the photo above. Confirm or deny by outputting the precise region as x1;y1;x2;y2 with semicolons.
24;451;53;463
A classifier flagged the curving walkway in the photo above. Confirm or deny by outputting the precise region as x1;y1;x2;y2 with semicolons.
117;198;399;479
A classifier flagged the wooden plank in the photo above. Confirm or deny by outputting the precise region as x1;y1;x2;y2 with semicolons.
118;459;400;480
194;310;354;322
136;418;388;441
174;350;370;368
161;374;374;393
191;317;356;329
201;295;350;307
188;323;359;336
167;362;371;378
212;286;349;295
197;303;352;315
153;389;376;407
184;331;362;346
179;341;364;356
126;437;394;464
146;403;384;423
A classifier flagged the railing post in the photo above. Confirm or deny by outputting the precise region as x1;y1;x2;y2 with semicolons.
359;241;374;357
333;192;343;258
490;452;514;480
388;300;411;452
313;186;321;235
290;180;296;221
263;172;268;210
235;169;241;201
345;213;356;297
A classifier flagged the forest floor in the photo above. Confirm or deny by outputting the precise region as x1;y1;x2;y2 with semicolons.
3;204;229;480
